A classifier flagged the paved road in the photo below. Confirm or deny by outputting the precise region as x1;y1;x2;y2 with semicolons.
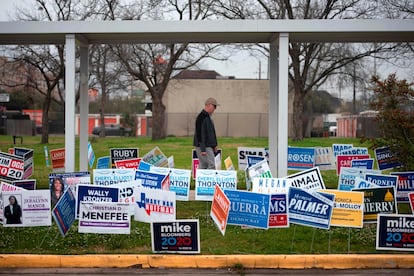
0;268;413;275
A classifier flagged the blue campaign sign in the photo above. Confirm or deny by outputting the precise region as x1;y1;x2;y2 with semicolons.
375;146;401;171
247;155;265;167
76;184;119;218
224;189;270;229
288;147;315;170
391;171;414;203
52;188;76;237
150;167;191;201
288;187;335;230
376;214;414;251
135;170;168;189
351;159;374;169
96;156;110;169
365;173;398;188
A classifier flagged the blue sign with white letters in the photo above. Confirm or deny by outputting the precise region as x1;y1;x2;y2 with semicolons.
288;187;335;230
288;147;315;170
224;189;270;229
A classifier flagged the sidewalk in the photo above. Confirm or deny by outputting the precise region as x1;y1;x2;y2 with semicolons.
1;254;414;269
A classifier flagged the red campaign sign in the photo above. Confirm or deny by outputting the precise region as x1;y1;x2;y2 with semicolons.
0;152;25;181
409;192;414;215
210;185;230;235
336;154;370;175
115;158;141;169
50;148;65;170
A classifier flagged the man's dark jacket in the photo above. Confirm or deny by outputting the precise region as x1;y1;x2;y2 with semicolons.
193;110;217;152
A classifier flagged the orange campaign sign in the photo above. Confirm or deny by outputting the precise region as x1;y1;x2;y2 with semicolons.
323;189;365;228
210;185;230;236
50;148;65;172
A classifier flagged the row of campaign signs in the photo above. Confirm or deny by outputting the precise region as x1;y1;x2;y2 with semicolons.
0;144;413;253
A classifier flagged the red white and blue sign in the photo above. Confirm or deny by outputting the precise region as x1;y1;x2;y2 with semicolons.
288;147;315;170
390;172;414;203
376;214;414;251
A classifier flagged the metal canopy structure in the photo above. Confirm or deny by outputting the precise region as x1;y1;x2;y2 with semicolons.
1;19;413;176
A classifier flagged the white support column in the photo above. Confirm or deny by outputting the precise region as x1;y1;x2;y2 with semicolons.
278;33;289;177
268;39;279;177
65;34;76;172
269;33;289;177
79;42;89;171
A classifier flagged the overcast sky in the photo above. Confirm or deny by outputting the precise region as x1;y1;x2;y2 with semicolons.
0;1;412;100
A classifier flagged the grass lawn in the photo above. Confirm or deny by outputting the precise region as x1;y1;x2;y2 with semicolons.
0;135;407;254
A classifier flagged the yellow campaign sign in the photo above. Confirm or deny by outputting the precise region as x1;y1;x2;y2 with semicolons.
323;189;364;228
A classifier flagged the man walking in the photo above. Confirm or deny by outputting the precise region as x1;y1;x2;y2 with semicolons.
193;97;219;169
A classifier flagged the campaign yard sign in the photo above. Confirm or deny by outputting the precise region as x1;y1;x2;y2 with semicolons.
224;156;235;170
390;172;414;203
142;146;169;167
352;186;397;223
287;167;325;190
237;147;268;171
52;188;76;237
0;152;25;182
13;147;34;179
332;144;353;158
246;159;273;180
339;147;369;155
376;214;414;251
314;147;336;171
150;167;191;201
409;192;414;214
96;156;110;169
78;202;131;234
151;219;200;254
1;182;24;224
337;167;364;191
288;146;315;170
224;189;270;229
269;193;289;228
50;148;65;172
93;168;136;186
323;190;364;228
76;184;119;219
13;179;36;190
365;173;398;188
210;185;230;235
110;148;139;168
2;190;51;227
49;171;91;193
135;170;170;190
351;158;374;170
251;177;290;194
288;187;335;230
133;186;176;223
247;155;266;168
195;170;237;201
114;158;141;169
336;154;371;175
374;146;401;171
87;142;95;169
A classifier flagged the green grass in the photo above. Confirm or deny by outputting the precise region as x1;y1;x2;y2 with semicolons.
0;135;409;254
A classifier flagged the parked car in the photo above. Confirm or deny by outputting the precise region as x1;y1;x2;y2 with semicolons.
92;124;132;136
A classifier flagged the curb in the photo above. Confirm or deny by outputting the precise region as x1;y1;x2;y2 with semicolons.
1;254;414;269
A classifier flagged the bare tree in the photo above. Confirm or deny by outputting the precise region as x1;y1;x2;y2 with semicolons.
115;0;223;140
211;0;399;140
9;0;105;143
